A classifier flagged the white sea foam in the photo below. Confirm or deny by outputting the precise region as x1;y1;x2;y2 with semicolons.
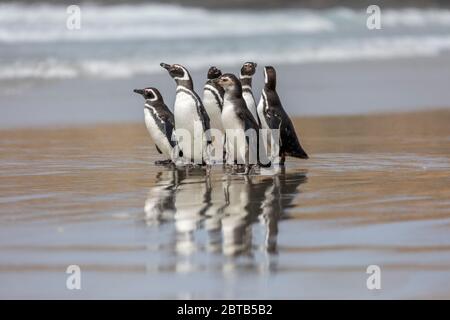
2;4;450;43
0;3;334;42
1;3;450;80
1;35;450;80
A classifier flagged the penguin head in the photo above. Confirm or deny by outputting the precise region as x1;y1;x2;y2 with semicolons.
160;63;191;81
264;66;277;90
215;73;242;96
240;62;257;77
207;66;222;80
133;87;163;102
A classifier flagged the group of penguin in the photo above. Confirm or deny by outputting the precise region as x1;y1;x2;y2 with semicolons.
133;62;308;175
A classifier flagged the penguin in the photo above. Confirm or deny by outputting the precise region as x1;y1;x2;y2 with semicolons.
160;63;212;165
133;87;180;165
202;66;226;163
215;73;261;174
239;62;260;126
257;66;308;165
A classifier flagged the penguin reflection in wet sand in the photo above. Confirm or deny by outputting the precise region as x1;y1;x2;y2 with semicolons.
239;62;260;126
202;66;225;163
215;73;261;175
133;87;180;165
160;63;212;165
257;66;308;164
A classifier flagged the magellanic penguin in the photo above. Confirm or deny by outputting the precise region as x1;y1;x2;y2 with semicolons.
239;62;260;126
133;87;180;165
215;73;265;174
257;66;308;164
202;66;226;164
160;63;212;165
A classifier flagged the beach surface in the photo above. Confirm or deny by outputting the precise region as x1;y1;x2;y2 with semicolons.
1;109;449;299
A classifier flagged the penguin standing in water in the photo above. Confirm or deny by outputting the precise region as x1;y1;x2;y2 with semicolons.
133;87;180;165
160;63;212;165
215;73;261;174
239;62;260;126
257;66;308;164
202;66;225;163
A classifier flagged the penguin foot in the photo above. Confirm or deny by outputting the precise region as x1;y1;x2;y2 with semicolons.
184;163;196;170
236;166;252;176
258;160;272;168
234;164;253;175
155;159;173;166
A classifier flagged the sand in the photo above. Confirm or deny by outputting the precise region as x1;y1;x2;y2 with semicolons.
0;109;449;298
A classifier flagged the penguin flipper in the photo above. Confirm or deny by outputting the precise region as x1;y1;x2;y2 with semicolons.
265;107;283;131
193;92;212;143
237;105;259;133
159;113;177;148
155;144;163;154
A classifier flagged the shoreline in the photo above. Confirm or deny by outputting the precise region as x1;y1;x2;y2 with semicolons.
2;108;449;141
2;55;450;129
1;107;449;132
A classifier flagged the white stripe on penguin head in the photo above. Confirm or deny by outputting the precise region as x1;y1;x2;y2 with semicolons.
264;67;268;84
173;65;191;81
145;88;158;101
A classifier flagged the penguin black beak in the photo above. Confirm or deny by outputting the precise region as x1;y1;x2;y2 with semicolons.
133;89;144;95
160;63;171;70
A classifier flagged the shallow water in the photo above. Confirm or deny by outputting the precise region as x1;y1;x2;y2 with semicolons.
0;110;450;299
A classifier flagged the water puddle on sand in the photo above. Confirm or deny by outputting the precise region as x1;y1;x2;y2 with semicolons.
0;110;450;298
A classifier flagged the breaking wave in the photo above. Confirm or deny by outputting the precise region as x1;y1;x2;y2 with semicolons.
1;3;450;80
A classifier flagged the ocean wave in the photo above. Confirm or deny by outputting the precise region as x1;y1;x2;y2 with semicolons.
1;35;450;80
1;3;450;81
1;3;450;43
0;3;335;43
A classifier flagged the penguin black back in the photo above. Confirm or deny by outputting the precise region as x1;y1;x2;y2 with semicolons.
264;66;277;91
262;66;308;160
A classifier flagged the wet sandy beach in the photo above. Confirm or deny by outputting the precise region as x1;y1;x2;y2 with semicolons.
0;109;449;299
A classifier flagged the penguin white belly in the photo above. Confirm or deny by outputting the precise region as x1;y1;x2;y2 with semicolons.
202;89;224;132
256;96;273;163
243;91;259;125
221;103;250;165
144;109;173;158
203;89;225;163
174;91;204;163
257;97;269;129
